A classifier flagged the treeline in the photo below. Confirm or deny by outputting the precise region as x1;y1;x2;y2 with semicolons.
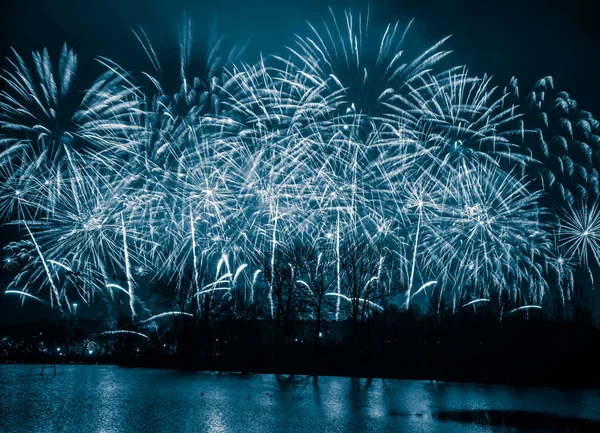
2;304;599;388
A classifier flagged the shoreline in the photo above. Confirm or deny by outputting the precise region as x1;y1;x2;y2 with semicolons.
3;357;599;390
2;318;600;390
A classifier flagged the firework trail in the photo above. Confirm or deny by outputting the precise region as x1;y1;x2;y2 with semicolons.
100;330;150;340
326;292;384;312
288;7;451;123
4;290;49;305
137;311;193;324
461;298;490;309
507;305;542;315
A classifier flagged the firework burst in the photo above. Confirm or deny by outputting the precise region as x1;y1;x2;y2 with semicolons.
0;10;594;321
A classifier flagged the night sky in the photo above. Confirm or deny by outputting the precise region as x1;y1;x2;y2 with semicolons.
1;0;599;323
2;0;599;110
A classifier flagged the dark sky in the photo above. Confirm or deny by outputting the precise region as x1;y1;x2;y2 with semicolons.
1;0;599;323
1;0;599;110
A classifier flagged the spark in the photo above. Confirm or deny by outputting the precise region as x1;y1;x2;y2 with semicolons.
406;203;423;307
121;213;136;317
251;269;261;303
137;311;193;324
410;280;437;300
507;305;542;315
48;260;73;273
4;290;49;305
326;292;384;312
22;219;61;309
99;330;150;339
460;299;490;309
2;254;17;269
106;283;132;297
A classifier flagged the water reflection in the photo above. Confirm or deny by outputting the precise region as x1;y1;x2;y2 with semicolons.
434;410;600;432
1;365;599;432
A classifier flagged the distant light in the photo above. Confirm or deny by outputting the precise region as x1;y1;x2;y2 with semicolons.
57;348;61;352
72;303;78;309
88;350;93;354
318;332;323;338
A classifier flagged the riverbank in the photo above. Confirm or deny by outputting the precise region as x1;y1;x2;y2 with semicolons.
3;344;600;390
3;318;600;389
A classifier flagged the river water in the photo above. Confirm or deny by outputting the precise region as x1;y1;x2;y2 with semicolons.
1;364;599;432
